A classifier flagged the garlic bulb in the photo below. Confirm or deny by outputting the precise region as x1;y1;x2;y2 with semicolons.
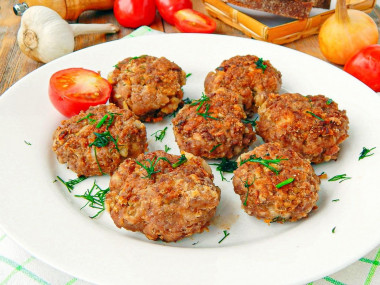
17;6;119;63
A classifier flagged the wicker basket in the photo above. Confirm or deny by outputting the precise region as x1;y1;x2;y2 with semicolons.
203;0;376;44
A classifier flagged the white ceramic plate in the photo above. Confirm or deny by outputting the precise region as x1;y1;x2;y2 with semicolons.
0;34;379;285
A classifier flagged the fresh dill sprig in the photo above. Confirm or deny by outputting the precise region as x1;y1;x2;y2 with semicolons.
197;103;220;120
191;93;210;111
242;116;258;127
326;98;333;105
332;199;340;202
95;112;121;129
77;113;96;124
89;131;119;152
151;127;168;142
210;144;222;153
172;154;187;168
186;73;192;78
135;156;166;179
271;216;287;223
164;145;171;153
243;178;255;206
276;177;294;189
75;181;109;219
240;155;287;175
328;174;351;183
218;230;230;244
183;97;192;104
332;226;336;233
113;63;120;69
24;140;31;145
210;158;238;181
57;175;87;193
255;58;267;72
306;111;324;121
359;147;376;160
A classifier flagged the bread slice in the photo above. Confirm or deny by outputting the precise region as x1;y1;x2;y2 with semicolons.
225;0;320;19
310;0;331;8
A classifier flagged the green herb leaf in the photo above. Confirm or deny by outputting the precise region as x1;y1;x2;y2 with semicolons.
242;116;258;127
306;111;324;121
77;113;96;124
359;146;376;160
332;226;336;233
75;181;109;218
276;177;294;189
191;92;210;111
271;216;287;223
183;97;192;104
210;158;238;181
24;140;31;145
240;155;287;175
218;230;230;244
328;174;351;183
243;178;255;206
186;73;192;78
326;98;333;105
164;145;171;153
172;154;187;168
255;58;267;72
197;103;220;120
89;131;119;152
332;199;340;202
151;127;168;142
210;144;222;153
113;64;120;69
57;175;87;193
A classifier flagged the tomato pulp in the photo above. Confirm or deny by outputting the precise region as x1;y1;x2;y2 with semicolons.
114;0;156;28
49;68;111;117
344;44;380;92
155;0;192;25
174;9;216;33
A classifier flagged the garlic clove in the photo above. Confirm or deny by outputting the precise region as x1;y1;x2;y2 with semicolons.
17;6;75;63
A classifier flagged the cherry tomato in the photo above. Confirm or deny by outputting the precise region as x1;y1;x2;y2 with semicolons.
49;68;111;117
155;0;192;25
344;44;380;92
114;0;156;28
174;9;216;34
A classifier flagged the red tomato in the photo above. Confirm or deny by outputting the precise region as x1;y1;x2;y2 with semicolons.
114;0;156;28
49;68;111;117
155;0;192;25
344;44;380;92
174;9;216;34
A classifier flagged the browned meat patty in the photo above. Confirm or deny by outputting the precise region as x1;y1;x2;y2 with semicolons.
204;55;282;115
256;93;349;164
52;104;147;177
106;151;221;242
233;142;320;223
108;55;187;122
172;90;256;159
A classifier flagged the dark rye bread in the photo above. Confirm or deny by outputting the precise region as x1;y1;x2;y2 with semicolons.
225;0;330;19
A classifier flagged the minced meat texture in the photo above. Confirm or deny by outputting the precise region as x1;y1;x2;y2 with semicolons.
204;55;282;115
256;93;349;164
108;55;187;122
233;142;320;223
52;104;147;177
172;89;256;159
106;151;221;242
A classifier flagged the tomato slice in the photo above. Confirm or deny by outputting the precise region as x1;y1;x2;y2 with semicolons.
49;68;111;117
155;0;193;25
174;9;216;34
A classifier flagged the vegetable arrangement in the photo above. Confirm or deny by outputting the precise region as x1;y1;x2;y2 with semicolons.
113;0;216;33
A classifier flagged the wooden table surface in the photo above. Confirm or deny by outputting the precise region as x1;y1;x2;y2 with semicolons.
1;0;379;95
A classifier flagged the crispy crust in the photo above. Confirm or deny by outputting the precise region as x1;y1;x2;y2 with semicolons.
233;143;320;223
106;151;221;242
256;93;349;164
108;55;186;122
52;104;147;177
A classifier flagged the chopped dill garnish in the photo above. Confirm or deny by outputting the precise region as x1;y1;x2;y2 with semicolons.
93;147;104;175
210;144;222;153
243;178;255;206
89;131;119;152
129;55;146;62
183;97;192;104
57;175;87;193
255;58;267;72
164;145;171;153
239;155;287;175
328;174;351;183
218;230;230;244
75;181;109;219
24;140;31;145
276;177;294;189
192;241;199;245
306;111;324;121
242;116;258;127
210;158;238;181
197;103;220;120
172;154;187;168
77;113;96;124
216;66;224;71
326;98;333;105
113;63;120;69
332;226;336;233
359;147;376;160
151;127;168;142
95;112;121;129
191;92;210;111
332;199;340;202
186;73;192;78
